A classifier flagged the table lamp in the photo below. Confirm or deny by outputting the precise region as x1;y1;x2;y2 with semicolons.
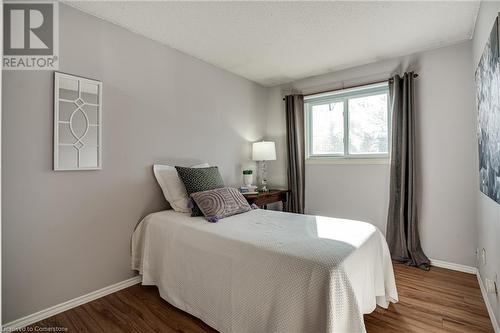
252;141;276;192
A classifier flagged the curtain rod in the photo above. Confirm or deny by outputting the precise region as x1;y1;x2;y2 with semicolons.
282;73;419;100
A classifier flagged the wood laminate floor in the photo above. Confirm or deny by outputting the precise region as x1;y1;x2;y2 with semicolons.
26;264;493;332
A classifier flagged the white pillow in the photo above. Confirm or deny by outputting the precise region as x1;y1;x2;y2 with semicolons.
153;163;209;212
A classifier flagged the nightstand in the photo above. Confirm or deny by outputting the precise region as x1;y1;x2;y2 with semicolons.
243;189;290;210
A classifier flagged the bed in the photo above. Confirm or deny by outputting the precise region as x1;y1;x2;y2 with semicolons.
132;208;398;333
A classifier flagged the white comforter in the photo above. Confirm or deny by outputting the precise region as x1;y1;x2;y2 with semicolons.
132;209;397;333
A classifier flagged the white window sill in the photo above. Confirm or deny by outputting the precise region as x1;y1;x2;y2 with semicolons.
306;157;390;165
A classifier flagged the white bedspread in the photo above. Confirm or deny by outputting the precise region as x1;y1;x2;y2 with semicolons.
132;209;397;333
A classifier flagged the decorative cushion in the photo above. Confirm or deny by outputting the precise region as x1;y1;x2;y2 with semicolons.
175;166;225;216
191;187;252;222
153;163;209;213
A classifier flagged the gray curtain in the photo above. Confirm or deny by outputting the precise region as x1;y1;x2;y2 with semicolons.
285;95;305;214
386;73;430;270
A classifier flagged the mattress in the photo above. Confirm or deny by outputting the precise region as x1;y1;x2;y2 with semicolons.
132;209;398;333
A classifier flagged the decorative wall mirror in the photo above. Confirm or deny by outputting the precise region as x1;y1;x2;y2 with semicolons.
54;72;102;170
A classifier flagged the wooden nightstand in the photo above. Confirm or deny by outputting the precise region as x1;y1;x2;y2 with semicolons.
243;189;290;210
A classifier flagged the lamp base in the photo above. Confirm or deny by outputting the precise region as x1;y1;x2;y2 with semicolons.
257;160;270;192
259;186;270;192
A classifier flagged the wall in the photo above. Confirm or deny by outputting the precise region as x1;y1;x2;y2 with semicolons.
472;1;500;328
2;4;268;323
266;41;478;267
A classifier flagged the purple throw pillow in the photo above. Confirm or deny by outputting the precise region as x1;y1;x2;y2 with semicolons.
190;187;252;222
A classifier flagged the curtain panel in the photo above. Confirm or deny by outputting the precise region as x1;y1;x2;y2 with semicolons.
386;72;430;270
284;94;305;214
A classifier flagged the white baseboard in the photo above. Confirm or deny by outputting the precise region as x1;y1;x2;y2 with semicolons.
430;258;477;274
477;270;500;333
2;275;142;331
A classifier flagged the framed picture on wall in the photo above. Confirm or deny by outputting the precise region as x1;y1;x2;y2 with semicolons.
53;72;102;171
475;14;500;204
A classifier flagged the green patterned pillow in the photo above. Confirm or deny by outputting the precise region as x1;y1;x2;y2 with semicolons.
175;166;225;216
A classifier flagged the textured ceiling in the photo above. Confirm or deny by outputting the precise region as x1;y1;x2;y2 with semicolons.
68;1;480;87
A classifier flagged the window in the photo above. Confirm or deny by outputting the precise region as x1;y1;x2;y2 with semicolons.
305;83;390;159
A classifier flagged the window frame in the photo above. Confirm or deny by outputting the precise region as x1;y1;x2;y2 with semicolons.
305;83;391;160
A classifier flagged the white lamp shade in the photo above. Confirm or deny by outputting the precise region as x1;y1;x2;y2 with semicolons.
252;141;276;161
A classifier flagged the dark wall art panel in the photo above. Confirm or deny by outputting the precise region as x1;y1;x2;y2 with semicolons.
476;15;500;204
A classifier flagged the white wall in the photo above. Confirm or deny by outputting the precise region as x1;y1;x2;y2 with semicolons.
266;86;288;189
2;4;268;323
472;1;500;328
305;163;390;232
266;41;478;267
